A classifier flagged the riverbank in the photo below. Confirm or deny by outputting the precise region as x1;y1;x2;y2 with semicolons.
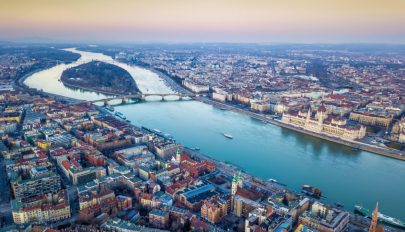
15;66;84;104
196;96;405;161
60;81;119;96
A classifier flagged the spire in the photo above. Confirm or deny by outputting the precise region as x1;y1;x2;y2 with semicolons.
369;202;379;232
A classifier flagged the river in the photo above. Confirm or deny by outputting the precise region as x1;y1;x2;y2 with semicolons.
24;48;405;220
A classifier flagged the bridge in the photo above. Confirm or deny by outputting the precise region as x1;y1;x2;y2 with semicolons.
89;93;206;105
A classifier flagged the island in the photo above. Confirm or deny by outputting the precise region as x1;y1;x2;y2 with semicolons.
61;61;139;95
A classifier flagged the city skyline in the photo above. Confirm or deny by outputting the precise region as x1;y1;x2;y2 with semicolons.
1;0;405;44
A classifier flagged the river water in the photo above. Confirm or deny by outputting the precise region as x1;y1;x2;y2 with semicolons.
24;49;405;220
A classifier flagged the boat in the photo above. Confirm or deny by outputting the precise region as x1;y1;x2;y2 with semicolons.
220;107;227;110
153;129;162;134
192;147;200;151
125;119;131;123
351;148;360;151
268;178;278;183
302;185;322;199
223;133;233;139
334;202;344;208
354;205;405;229
114;112;126;120
105;105;114;111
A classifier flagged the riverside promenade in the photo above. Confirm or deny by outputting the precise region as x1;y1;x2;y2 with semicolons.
196;96;405;161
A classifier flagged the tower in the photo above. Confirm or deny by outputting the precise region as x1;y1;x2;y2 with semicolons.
175;149;182;163
306;108;311;123
369;202;379;232
231;171;243;211
317;106;326;125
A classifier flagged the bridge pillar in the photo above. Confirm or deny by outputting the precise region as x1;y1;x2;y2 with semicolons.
161;96;165;101
103;100;109;106
140;95;146;101
121;97;128;104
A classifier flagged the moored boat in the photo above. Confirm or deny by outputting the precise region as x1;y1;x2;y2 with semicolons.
114;111;126;120
302;185;322;198
354;205;405;229
105;105;114;111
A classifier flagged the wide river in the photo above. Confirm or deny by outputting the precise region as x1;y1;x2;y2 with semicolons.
24;49;405;219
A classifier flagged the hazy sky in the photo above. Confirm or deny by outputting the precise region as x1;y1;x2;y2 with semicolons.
1;0;404;43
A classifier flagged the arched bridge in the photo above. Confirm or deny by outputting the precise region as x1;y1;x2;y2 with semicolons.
89;93;206;105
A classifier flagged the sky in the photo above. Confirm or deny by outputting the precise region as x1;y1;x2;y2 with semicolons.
0;0;404;44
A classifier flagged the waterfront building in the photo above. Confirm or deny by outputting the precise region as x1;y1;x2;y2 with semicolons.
178;153;216;178
251;101;270;112
399;130;405;143
154;141;183;159
233;93;253;105
282;107;366;141
182;80;209;93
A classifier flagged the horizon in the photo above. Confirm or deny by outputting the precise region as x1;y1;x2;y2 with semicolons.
1;0;405;44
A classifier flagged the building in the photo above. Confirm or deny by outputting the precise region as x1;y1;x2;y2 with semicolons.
298;202;349;232
251;101;270;112
201;196;228;223
11;172;61;200
148;209;169;229
154;142;182;159
178;182;217;211
79;187;116;210
231;172;243;211
182;80;209;93
12;190;71;224
283;107;366;141
349;109;392;127
178;153;216;178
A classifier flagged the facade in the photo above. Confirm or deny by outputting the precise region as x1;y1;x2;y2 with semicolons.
182;80;209;93
178;182;217;211
298;202;349;232
12;190;71;224
283;107;366;141
251;101;270;112
201;197;228;223
11;172;61;199
154;142;183;159
148;209;169;229
349;110;392;127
